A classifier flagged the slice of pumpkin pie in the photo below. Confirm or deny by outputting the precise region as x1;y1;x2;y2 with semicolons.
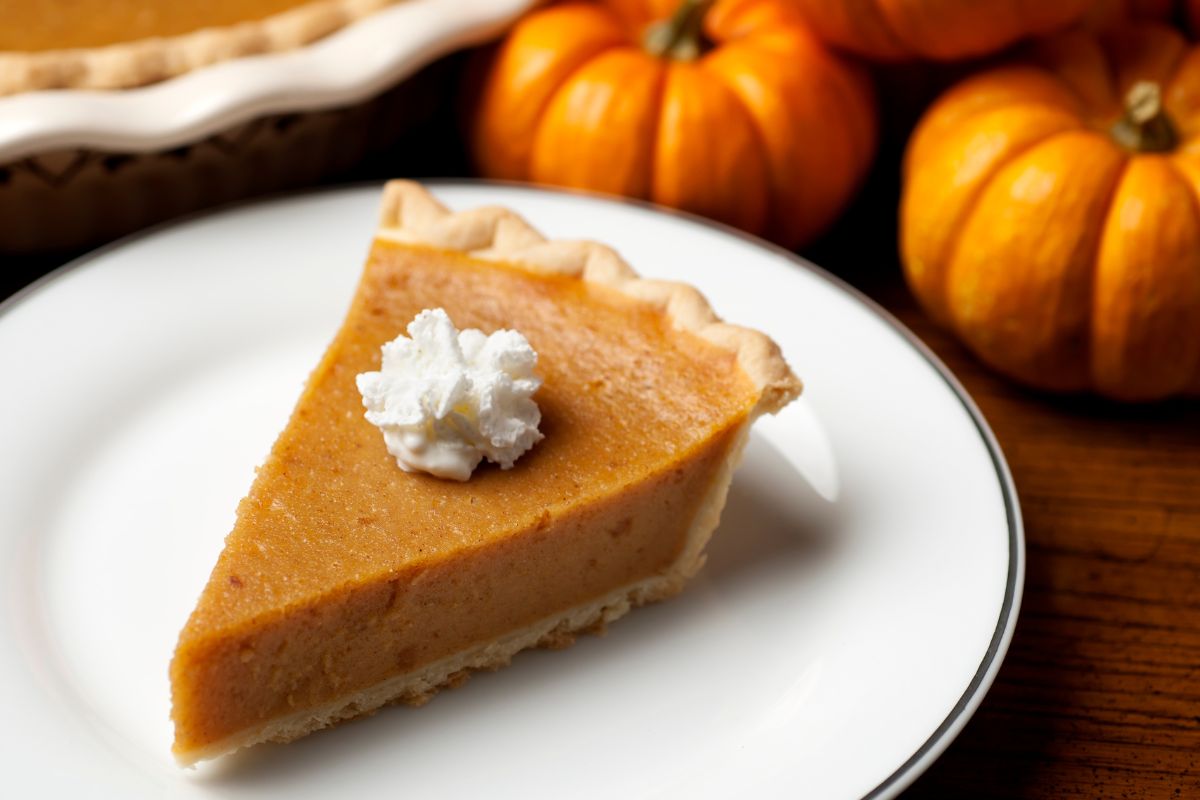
169;181;801;763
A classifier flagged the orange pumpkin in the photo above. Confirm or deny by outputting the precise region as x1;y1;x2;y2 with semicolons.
1082;0;1175;30
901;24;1200;401
1086;1;1200;43
789;0;1092;62
469;0;876;249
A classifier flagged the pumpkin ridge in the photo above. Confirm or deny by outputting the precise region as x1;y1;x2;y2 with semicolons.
1151;156;1200;392
913;98;1085;173
695;55;774;232
1022;31;1119;120
878;0;1063;61
525;36;629;178
1074;154;1131;391
1093;155;1200;396
702;34;870;245
965;132;1127;388
790;50;877;218
530;48;667;199
935;122;1087;321
643;56;671;203
468;2;629;181
861;0;914;60
773;32;876;170
902;67;1087;180
1165;155;1200;223
650;60;769;230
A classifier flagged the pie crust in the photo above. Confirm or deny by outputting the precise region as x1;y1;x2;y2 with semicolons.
0;0;398;95
375;181;801;415
170;181;801;763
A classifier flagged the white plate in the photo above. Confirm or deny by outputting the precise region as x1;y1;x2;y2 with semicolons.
0;183;1022;799
0;0;533;162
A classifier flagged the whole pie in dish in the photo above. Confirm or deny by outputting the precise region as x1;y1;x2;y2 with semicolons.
169;180;802;763
0;0;401;95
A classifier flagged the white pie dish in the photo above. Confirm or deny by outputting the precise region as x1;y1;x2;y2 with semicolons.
0;0;532;162
0;0;533;253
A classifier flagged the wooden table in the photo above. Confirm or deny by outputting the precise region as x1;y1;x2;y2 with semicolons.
873;282;1200;798
3;140;1197;799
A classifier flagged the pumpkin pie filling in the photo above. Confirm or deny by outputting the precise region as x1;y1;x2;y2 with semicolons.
0;1;321;52
0;0;400;94
170;181;799;762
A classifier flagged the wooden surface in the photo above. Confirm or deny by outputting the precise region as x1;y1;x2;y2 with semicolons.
3;96;1199;799
881;285;1200;799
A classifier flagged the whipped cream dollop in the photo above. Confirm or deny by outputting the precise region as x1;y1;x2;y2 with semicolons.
356;308;544;481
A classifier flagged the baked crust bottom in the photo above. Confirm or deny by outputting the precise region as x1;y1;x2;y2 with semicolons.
174;421;752;765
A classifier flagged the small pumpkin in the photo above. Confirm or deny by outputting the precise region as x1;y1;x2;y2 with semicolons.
789;0;1091;62
469;0;876;249
1082;0;1175;30
901;23;1200;401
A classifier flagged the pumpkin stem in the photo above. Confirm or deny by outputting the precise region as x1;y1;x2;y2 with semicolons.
643;0;716;61
1111;81;1178;153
